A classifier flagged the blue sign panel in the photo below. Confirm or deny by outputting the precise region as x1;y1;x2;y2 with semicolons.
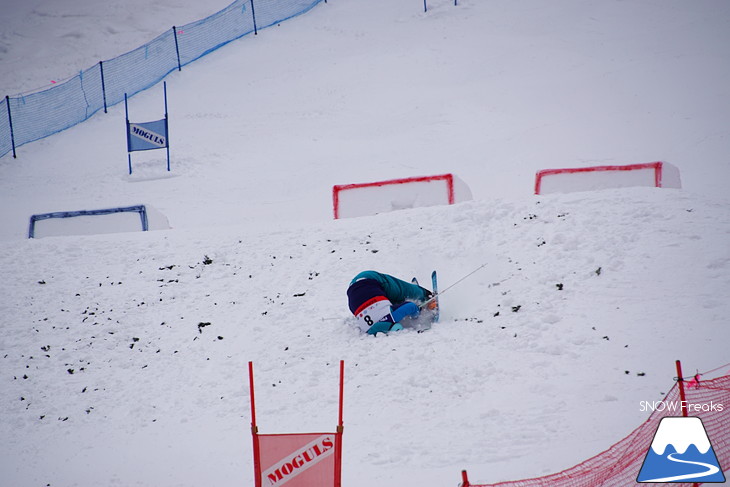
128;119;167;152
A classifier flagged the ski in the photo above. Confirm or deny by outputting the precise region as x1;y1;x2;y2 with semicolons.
405;274;438;332
430;270;440;322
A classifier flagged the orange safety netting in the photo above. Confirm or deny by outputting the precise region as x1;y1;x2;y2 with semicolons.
465;373;730;487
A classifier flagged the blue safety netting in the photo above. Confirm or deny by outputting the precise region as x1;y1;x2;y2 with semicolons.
0;97;11;158
1;0;323;159
102;29;180;109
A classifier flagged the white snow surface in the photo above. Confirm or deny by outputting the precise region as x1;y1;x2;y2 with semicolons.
1;1;729;486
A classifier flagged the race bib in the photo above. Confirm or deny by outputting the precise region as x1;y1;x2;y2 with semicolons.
355;300;393;332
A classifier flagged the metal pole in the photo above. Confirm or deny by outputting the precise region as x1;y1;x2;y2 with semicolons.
125;93;132;174
99;61;108;113
164;82;170;171
676;359;700;487
248;362;262;487
172;26;182;71
461;470;471;487
338;360;344;429
250;0;258;35
676;360;688;417
420;262;489;308
334;360;344;487
5;95;16;158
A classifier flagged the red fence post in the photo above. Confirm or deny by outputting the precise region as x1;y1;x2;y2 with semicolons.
676;359;688;417
461;469;471;487
676;360;701;487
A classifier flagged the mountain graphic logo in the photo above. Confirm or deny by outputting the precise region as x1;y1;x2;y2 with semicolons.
637;416;726;483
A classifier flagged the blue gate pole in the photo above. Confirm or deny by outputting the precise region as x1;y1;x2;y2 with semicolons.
164;82;170;172
5;96;17;158
99;61;108;113
424;0;428;13
125;93;132;174
172;26;182;71
250;0;258;35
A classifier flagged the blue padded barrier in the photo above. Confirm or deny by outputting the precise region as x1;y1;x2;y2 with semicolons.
29;205;149;238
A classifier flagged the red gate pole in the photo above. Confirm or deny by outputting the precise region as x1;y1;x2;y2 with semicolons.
675;360;688;417
461;469;471;486
249;361;262;487
334;360;345;487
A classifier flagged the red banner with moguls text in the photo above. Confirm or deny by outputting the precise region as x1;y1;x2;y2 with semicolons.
257;432;340;487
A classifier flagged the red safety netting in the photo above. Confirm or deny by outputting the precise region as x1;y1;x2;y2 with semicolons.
465;373;730;487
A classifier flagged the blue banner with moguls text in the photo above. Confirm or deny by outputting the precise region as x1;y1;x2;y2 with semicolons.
128;119;167;152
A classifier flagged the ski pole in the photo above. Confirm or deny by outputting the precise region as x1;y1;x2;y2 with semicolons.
419;262;488;308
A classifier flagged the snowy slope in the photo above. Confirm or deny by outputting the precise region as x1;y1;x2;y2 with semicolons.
2;0;730;240
1;1;730;486
2;188;729;486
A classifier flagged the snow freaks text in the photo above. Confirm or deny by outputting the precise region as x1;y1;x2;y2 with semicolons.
639;400;724;413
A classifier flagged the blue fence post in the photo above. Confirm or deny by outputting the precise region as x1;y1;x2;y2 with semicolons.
5;96;16;158
172;26;182;71
99;61;108;113
251;0;258;35
125;94;133;174
164;82;170;172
